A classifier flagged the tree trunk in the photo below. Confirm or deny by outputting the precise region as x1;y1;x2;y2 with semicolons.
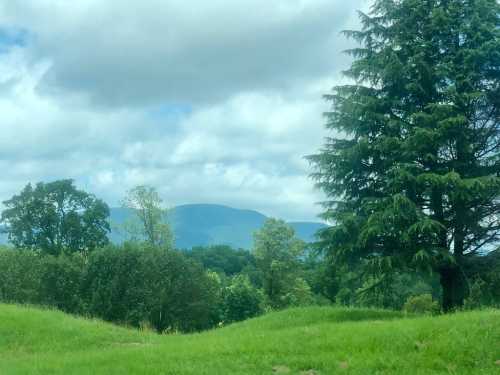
442;186;468;312
430;186;448;249
431;186;467;312
439;265;467;312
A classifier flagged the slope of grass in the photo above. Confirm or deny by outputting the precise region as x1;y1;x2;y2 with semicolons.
0;304;499;374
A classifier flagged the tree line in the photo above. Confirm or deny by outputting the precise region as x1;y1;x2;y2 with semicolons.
0;177;499;332
0;180;327;331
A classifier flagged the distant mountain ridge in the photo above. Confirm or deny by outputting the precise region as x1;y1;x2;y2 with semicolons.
0;204;327;250
110;204;326;249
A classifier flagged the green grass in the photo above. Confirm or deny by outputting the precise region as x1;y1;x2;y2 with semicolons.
0;304;499;374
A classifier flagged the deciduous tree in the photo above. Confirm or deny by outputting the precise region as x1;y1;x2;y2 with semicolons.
253;218;305;308
121;185;173;248
1;180;110;255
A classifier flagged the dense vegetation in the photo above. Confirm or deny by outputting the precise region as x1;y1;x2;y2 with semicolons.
0;217;327;332
0;244;220;332
1;304;499;374
1;237;499;334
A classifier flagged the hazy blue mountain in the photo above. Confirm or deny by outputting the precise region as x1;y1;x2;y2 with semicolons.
1;204;326;249
169;204;267;249
110;204;326;249
288;222;327;243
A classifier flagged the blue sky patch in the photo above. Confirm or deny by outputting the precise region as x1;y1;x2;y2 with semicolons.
0;27;29;53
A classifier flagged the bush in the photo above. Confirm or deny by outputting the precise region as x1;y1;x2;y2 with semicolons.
186;245;256;276
464;278;489;310
281;277;315;307
81;243;221;332
0;244;223;333
222;275;263;323
0;249;86;313
0;248;42;304
403;294;440;315
38;254;86;313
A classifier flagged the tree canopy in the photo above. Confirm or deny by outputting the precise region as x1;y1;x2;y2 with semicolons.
309;0;500;311
121;185;173;248
253;218;306;308
1;179;110;255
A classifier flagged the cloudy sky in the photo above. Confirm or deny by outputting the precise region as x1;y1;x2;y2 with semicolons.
0;0;368;222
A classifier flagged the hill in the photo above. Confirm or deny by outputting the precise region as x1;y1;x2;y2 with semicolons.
110;204;326;249
1;304;499;374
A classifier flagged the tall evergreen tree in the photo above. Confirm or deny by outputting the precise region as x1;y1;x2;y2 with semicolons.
309;0;499;311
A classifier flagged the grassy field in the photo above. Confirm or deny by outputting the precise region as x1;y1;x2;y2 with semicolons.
0;304;499;374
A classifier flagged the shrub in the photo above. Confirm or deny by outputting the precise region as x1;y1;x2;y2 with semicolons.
335;287;354;306
0;248;42;304
403;294;440;315
464;278;489;310
38;254;86;313
81;243;221;332
222;275;264;323
0;243;223;333
281;277;315;307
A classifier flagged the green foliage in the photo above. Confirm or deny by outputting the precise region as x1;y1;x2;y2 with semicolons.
0;249;85;313
356;272;438;310
463;249;500;308
325;260;441;310
222;275;263;323
186;245;256;276
1;304;499;374
0;248;42;303
309;0;500;312
81;243;219;332
0;179;110;255
37;254;86;313
0;244;221;333
300;251;336;302
281;277;315;307
403;294;440;315
121;185;173;248
464;278;489;310
486;253;500;304
253;218;306;308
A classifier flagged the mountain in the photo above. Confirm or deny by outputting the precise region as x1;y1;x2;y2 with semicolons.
110;204;326;249
0;204;327;249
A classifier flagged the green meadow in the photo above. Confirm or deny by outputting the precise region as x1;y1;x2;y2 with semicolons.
1;304;499;374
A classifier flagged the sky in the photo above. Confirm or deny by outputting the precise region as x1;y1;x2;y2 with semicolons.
0;0;369;222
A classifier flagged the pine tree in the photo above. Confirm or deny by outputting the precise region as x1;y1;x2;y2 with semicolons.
309;0;500;311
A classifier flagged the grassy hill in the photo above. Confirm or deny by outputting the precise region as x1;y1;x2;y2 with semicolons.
0;305;499;374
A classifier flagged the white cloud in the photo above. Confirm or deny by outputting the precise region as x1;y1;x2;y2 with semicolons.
1;0;363;107
0;0;368;221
